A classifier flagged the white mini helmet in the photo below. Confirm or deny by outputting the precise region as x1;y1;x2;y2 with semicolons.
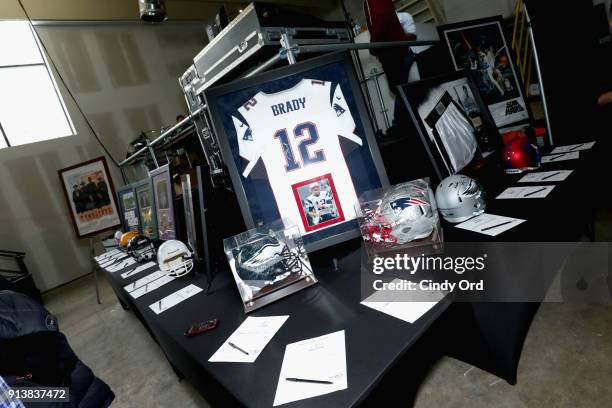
435;175;486;223
157;240;194;277
114;230;123;246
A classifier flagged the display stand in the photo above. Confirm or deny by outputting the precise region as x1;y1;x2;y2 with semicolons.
89;237;101;305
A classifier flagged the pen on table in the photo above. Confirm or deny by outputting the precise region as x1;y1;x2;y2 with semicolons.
286;378;334;385
541;172;560;180
228;342;250;355
481;221;513;231
524;187;547;197
547;153;568;161
157;299;162;311
569;144;583;151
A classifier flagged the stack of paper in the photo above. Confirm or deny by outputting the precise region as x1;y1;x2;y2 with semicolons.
541;151;579;163
496;185;555;199
106;257;137;272
550;142;595;154
273;331;347;406
120;261;157;279
209;316;289;363
518;170;572;183
149;284;203;314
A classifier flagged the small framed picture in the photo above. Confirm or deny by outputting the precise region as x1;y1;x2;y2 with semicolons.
134;179;157;239
117;183;140;232
150;164;177;240
399;70;499;180
57;156;121;239
291;174;344;233
437;16;531;129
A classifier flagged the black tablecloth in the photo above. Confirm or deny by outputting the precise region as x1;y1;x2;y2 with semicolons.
100;145;598;406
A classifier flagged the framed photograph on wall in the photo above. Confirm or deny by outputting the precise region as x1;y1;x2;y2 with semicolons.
399;70;500;180
117;184;140;232
204;51;389;252
437;16;531;129
150;164;177;240
134;179;157;240
58;156;121;239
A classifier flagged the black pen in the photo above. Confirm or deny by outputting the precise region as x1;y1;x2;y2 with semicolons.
541;172;560;180
286;378;334;384
569;144;583;151
524;187;547;197
228;342;250;355
481;221;513;231
547;153;568;161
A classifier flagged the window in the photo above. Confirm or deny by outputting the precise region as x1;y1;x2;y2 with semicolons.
0;21;75;148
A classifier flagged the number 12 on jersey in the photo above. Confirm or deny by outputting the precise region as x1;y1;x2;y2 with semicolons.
273;122;325;172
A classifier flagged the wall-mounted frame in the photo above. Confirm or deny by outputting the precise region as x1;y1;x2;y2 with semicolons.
437;16;531;129
117;183;140;233
399;70;500;180
134;178;157;240
204;51;389;252
58;156;121;239
150;164;177;241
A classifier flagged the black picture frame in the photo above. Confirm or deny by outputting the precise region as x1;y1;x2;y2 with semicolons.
150;164;177;241
196;166;212;277
134;178;157;240
399;70;500;180
204;51;389;252
117;183;140;233
437;16;532;130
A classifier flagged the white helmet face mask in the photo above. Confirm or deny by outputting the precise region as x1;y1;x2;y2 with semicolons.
157;240;194;277
435;175;486;223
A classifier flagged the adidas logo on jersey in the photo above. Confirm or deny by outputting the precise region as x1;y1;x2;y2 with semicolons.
271;97;306;116
505;100;525;116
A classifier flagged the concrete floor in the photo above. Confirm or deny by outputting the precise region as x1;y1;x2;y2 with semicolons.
42;274;612;408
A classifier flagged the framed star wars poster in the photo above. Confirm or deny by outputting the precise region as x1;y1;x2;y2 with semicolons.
134;178;157;240
205;51;389;252
117;183;140;232
150;164;177;240
437;17;531;129
399;70;500;179
58;156;121;239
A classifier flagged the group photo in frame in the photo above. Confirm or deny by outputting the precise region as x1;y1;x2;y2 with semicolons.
57;156;121;239
437;16;531;129
204;51;389;252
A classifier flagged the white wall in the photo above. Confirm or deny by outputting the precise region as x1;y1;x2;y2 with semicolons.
441;0;516;23
0;22;205;291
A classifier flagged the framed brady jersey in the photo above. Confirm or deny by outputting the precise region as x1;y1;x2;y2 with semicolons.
205;51;388;252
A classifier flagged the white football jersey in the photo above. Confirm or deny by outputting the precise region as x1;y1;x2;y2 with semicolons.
232;79;362;235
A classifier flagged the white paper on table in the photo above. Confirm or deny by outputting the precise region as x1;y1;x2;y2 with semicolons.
149;284;203;315
105;257;137;272
361;279;443;324
94;249;120;262
120;261;157;279
273;330;347;407
550;142;595;154
124;270;164;293
541;151;579;163
455;213;526;237
129;274;175;299
518;170;573;183
496;185;555;199
209;316;289;363
99;253;128;267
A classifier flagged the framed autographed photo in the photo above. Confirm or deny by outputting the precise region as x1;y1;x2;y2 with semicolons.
134;179;157;239
204;51;388;252
58;156;121;239
180;174;198;258
150;164;177;240
399;70;500;180
117;184;139;232
437;17;531;129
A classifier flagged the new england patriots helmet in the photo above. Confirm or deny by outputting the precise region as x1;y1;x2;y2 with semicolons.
157;240;194;277
365;179;439;246
435;174;486;223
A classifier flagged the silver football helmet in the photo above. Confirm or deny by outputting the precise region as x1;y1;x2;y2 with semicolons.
157;240;194;277
435;174;486;223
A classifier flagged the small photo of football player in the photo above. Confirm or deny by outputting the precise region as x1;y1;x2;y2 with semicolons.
301;180;339;227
